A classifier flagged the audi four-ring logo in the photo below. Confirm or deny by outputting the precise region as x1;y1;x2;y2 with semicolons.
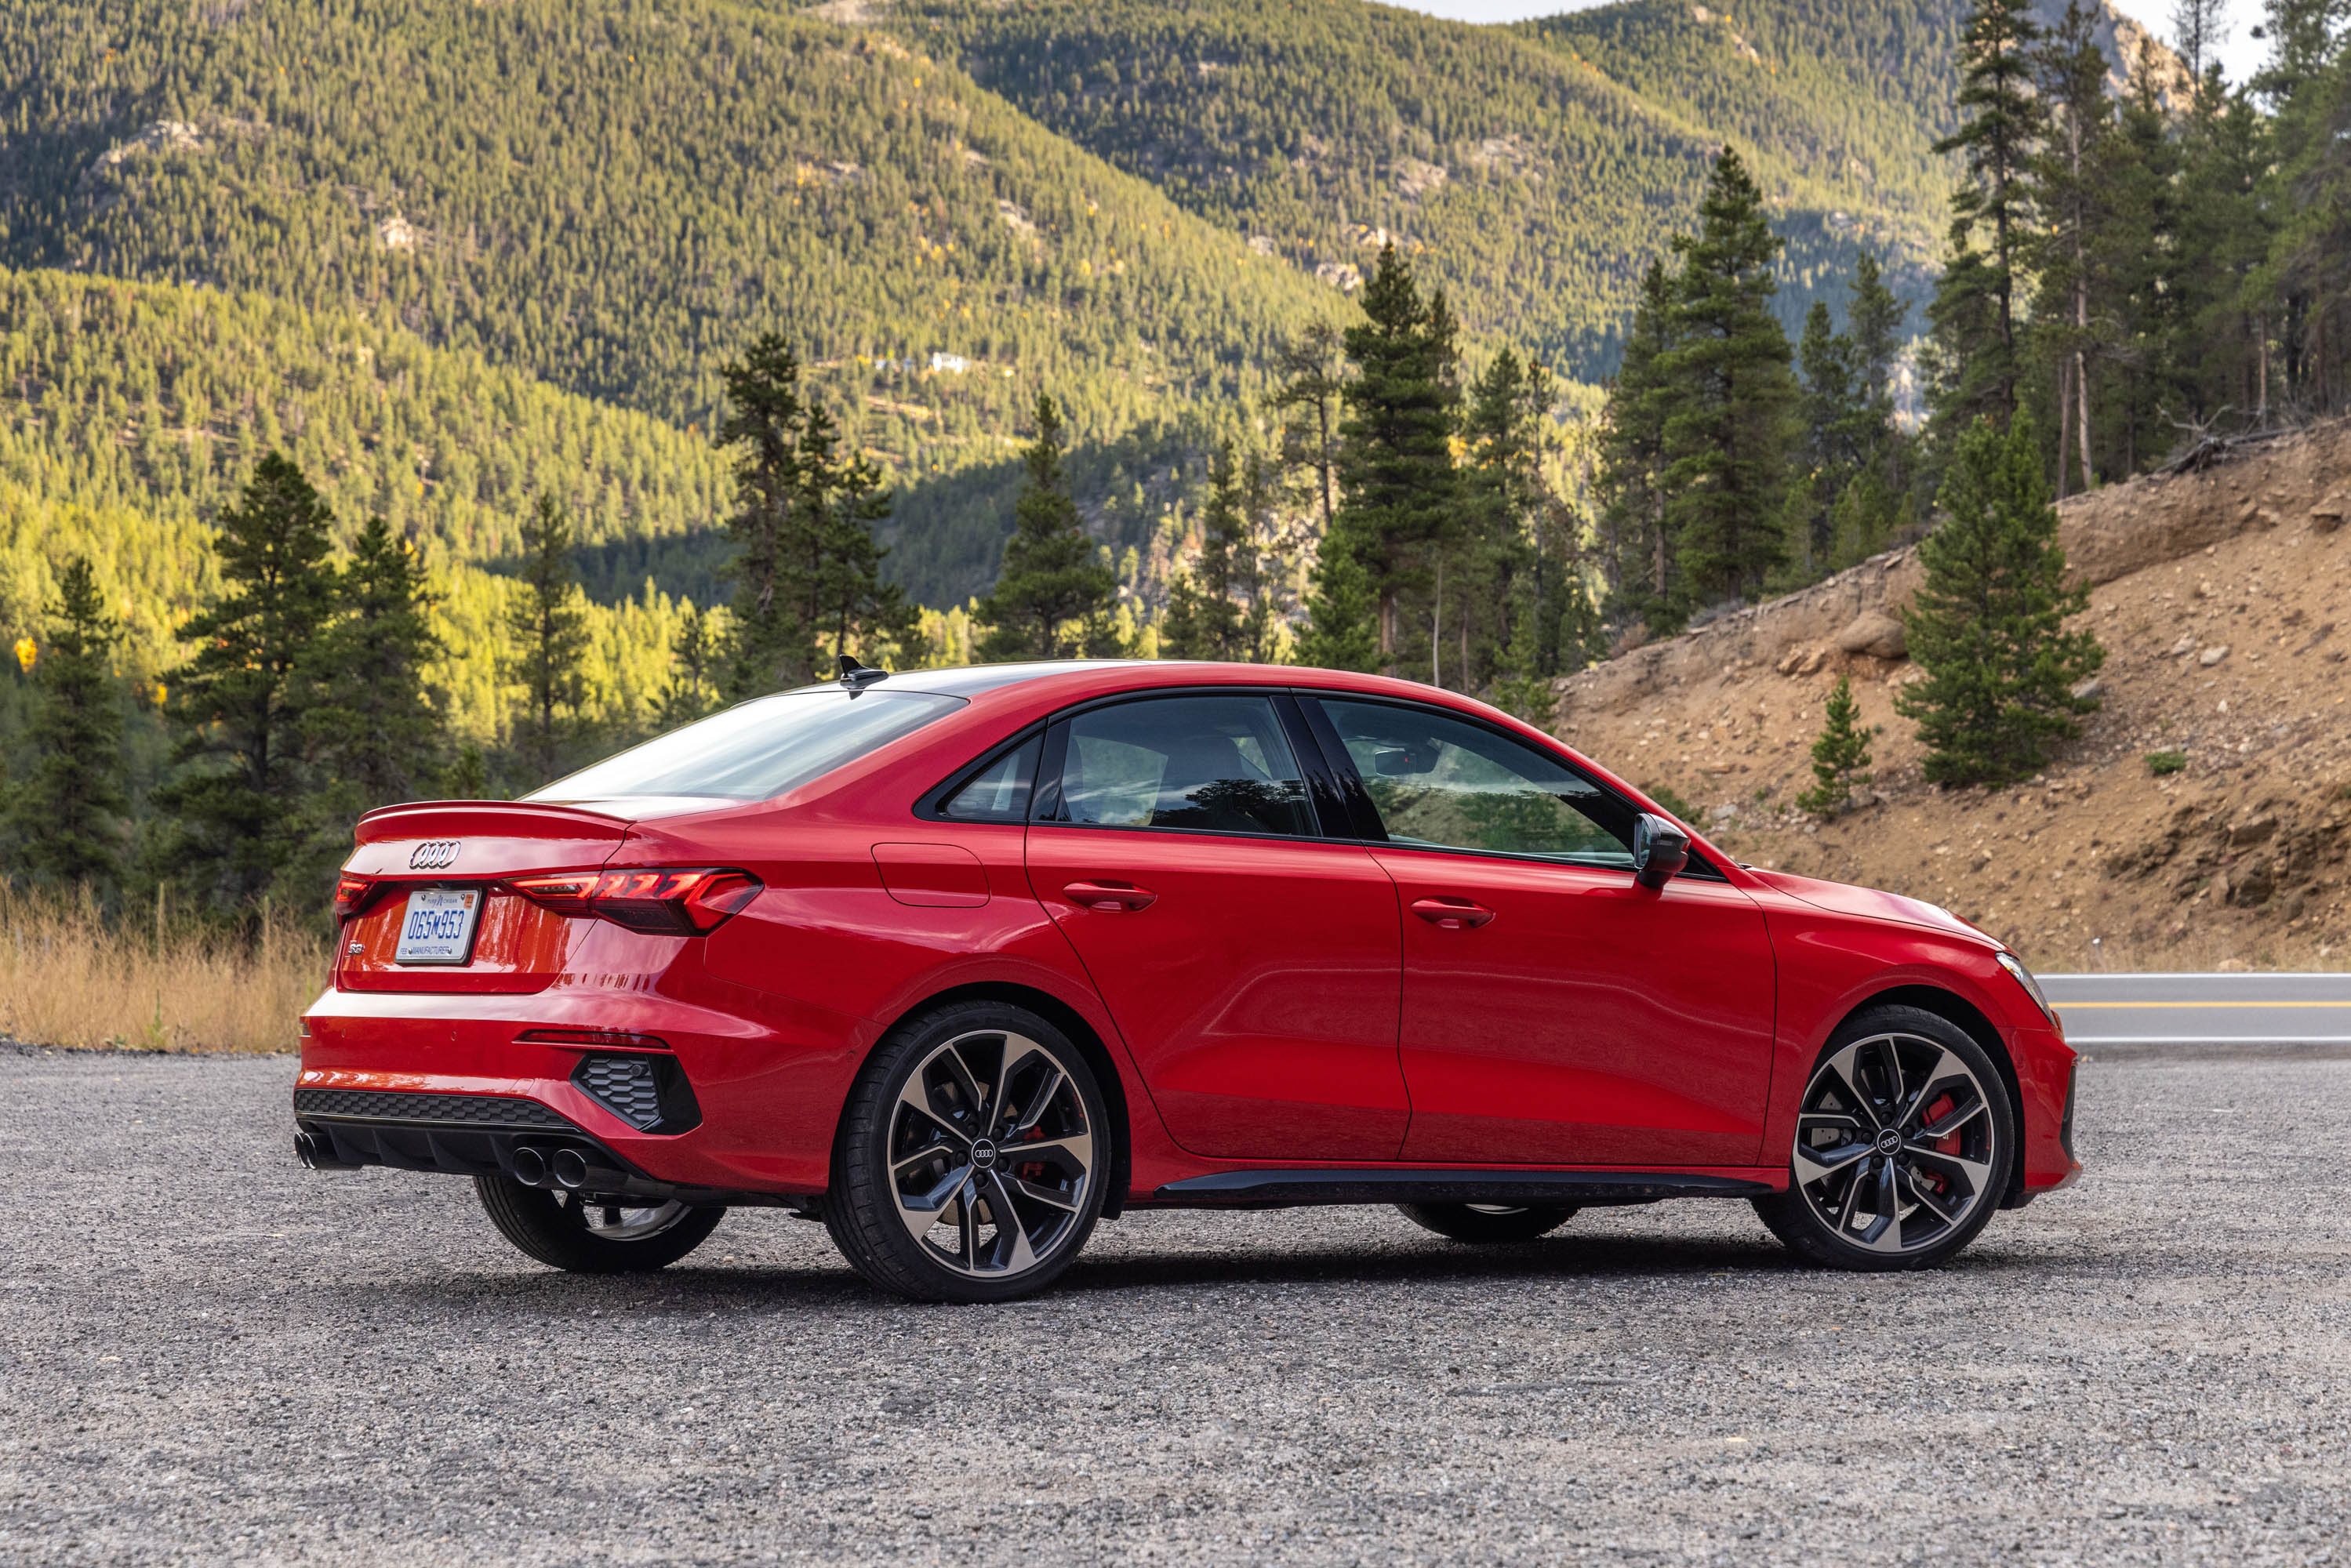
408;840;461;870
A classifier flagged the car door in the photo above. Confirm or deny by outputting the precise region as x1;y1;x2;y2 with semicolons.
1024;691;1408;1162
1306;695;1776;1168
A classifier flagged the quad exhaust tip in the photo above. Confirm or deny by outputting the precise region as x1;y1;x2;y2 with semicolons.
551;1148;590;1189
510;1145;549;1186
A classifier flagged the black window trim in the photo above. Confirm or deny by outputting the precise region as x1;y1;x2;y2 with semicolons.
1293;691;1727;882
913;724;1046;823
1026;686;1339;844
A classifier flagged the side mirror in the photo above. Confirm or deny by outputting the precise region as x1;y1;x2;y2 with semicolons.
1632;812;1689;890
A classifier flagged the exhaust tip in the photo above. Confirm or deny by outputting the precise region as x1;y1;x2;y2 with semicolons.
550;1148;590;1189
510;1145;549;1186
293;1131;361;1171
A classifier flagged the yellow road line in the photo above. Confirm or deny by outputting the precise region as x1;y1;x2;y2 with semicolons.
2055;1000;2351;1009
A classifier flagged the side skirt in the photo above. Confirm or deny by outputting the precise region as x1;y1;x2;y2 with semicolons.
1149;1168;1774;1209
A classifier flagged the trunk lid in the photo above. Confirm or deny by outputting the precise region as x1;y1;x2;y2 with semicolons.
338;801;633;993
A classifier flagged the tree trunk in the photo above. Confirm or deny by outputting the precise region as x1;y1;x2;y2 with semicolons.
2055;357;2073;500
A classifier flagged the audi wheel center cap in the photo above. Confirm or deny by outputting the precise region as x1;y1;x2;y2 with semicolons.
971;1140;999;1170
1876;1129;1902;1156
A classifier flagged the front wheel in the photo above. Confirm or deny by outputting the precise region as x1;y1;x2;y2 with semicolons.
1397;1202;1578;1244
826;1001;1110;1303
1750;1004;2016;1271
474;1175;725;1273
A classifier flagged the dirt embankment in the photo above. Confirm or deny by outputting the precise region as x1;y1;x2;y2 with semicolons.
1550;419;2351;971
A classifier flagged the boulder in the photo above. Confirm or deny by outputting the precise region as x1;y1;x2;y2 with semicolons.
1833;612;1906;659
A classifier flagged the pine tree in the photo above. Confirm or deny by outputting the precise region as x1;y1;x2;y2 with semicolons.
1927;0;2046;445
798;400;918;670
1795;675;1879;815
307;515;441;812
1160;441;1246;660
1597;257;1677;630
717;333;808;696
1794;300;1865;573
654;604;721;728
2033;0;2115;497
976;394;1121;661
1895;417;2106;786
1659;146;1797;612
154;452;342;913
1324;242;1461;671
8;557;129;891
505;493;592;785
2170;0;2230;80
1270;321;1348;543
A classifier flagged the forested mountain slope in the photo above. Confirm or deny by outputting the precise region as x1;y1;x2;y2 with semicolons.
0;266;729;738
1518;0;2179;259
892;0;1953;372
0;0;1339;478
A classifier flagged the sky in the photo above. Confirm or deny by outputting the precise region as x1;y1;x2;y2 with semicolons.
1382;0;2273;86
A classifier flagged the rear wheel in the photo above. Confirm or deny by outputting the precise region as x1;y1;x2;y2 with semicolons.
474;1175;725;1273
1397;1202;1578;1244
827;1001;1109;1303
1750;1004;2015;1272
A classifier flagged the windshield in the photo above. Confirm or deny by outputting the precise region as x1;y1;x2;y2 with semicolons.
529;688;966;803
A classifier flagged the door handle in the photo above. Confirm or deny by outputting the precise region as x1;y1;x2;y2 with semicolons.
1411;896;1495;930
1063;880;1157;913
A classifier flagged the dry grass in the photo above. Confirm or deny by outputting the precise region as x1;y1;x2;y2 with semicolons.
0;884;329;1053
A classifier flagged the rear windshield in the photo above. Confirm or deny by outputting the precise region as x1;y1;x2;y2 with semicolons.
529;689;966;803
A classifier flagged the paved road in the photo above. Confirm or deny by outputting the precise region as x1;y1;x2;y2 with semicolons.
5;1044;2347;1566
2042;971;2351;1051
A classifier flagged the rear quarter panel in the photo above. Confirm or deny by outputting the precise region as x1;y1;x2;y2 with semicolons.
631;794;1191;1194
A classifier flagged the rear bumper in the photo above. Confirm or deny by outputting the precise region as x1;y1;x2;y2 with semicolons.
292;1088;805;1208
298;974;878;1196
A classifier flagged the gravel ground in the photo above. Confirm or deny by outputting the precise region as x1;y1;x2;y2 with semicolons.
4;1047;2346;1566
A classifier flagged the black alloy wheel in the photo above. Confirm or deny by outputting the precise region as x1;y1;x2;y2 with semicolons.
474;1175;725;1273
827;1001;1109;1303
1751;1004;2015;1271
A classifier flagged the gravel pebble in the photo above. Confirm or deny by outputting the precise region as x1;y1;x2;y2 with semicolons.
3;1048;2346;1565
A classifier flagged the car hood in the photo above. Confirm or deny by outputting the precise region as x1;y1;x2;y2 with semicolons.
1745;867;1995;946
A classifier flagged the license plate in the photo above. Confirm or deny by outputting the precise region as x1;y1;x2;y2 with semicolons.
394;888;482;964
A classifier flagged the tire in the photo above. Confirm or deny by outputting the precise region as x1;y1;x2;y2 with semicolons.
1750;1004;2017;1272
1397;1203;1579;1244
474;1174;725;1274
826;1000;1111;1304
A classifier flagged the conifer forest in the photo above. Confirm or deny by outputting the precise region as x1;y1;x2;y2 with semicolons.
2;0;2348;919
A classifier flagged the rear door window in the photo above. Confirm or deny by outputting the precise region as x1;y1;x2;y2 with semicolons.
1314;698;1637;869
531;688;965;803
1048;695;1314;837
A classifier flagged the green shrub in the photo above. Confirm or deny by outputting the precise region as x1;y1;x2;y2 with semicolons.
2146;750;2188;776
1644;782;1699;822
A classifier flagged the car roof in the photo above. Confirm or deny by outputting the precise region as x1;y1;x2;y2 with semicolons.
869;659;1496;709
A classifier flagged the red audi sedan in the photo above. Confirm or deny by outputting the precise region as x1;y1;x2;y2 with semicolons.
296;660;2079;1301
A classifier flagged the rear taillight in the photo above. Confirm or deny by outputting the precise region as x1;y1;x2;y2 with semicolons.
333;874;375;921
507;867;762;935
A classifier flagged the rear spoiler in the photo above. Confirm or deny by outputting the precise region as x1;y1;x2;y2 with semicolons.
353;799;634;847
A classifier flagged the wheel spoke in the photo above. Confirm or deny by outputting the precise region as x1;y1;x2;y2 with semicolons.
1818;1044;1884;1133
984;1171;1040;1273
1917;1098;1988;1142
1898;1163;1967;1227
1003;1172;1081;1212
1005;1130;1092;1172
1862;1157;1906;1251
1793;1138;1873;1184
896;1163;973;1244
896;1075;974;1149
1905;1142;1992;1191
1894;1049;1961;1131
1005;1063;1066;1140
